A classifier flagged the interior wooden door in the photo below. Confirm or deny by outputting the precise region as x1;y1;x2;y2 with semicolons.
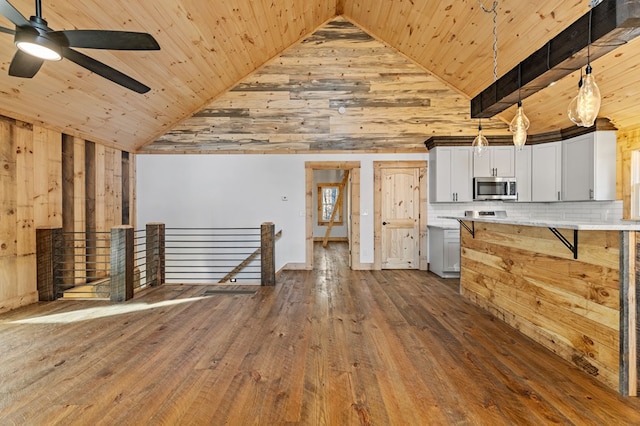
380;167;420;269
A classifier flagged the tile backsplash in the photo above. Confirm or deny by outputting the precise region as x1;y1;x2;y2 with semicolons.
427;200;623;228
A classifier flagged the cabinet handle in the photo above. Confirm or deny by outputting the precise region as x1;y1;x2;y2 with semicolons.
557;191;561;201
589;189;594;200
382;221;389;225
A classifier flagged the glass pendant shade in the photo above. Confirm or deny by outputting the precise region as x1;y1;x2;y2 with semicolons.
568;75;584;126
472;125;488;156
567;95;583;126
509;102;529;150
575;66;600;127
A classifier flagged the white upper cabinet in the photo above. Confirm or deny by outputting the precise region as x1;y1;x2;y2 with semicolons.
473;146;515;177
532;141;562;202
514;145;532;202
562;131;616;201
430;146;473;202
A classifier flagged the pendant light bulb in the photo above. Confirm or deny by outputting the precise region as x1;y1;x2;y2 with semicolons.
576;65;600;127
568;75;584;126
472;122;488;156
509;101;529;150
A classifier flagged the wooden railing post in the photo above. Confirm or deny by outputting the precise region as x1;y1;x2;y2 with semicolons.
36;227;63;301
110;226;134;302
146;222;165;287
261;222;275;286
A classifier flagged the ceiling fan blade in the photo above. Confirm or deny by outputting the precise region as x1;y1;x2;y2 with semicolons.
62;47;151;93
52;30;160;50
0;25;15;35
0;0;29;27
8;49;43;78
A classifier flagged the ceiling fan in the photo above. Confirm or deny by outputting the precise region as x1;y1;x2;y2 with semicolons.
0;0;160;93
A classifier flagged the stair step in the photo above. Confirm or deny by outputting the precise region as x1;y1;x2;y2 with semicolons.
62;279;110;300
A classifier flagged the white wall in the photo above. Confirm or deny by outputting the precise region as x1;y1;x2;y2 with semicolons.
136;153;429;270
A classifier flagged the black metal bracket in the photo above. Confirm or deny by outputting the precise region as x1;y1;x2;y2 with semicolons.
548;228;578;259
457;220;475;238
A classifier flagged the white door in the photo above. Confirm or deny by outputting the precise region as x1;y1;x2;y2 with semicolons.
381;167;420;269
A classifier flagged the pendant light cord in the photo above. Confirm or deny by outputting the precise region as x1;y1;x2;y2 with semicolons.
478;0;498;82
587;8;592;69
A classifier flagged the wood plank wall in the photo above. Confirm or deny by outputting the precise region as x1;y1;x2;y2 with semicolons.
460;222;621;391
144;17;508;154
0;116;133;313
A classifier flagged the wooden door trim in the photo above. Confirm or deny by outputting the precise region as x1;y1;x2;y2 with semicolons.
305;161;361;270
373;161;428;270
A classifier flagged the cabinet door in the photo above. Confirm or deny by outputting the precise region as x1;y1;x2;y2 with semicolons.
451;147;473;201
472;149;492;177
430;147;454;202
492;146;515;177
443;230;460;272
592;131;616;200
532;142;561;202
514;146;532;202
562;134;593;201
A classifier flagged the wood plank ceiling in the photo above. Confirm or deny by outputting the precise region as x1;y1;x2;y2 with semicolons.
0;0;636;153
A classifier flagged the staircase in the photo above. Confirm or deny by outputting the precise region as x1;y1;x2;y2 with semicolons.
61;278;110;300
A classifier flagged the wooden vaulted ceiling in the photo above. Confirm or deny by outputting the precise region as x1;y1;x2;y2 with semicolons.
0;0;638;153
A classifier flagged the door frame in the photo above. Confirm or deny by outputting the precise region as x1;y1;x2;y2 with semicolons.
373;161;428;270
305;161;361;270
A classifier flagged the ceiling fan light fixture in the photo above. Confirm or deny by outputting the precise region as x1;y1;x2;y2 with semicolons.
15;31;61;61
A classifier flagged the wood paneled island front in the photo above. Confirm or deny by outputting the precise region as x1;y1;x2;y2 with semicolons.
446;216;639;396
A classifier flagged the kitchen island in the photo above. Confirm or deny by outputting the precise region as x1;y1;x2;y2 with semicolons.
443;215;639;396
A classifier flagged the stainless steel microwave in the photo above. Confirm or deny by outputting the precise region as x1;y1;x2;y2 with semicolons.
473;177;517;201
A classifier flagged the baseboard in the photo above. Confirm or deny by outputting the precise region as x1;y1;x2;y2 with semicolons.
352;263;375;271
281;263;312;271
312;237;349;242
0;291;38;314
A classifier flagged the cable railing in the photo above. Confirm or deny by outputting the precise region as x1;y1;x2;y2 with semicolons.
35;222;278;302
133;228;154;292
164;227;262;284
55;231;111;299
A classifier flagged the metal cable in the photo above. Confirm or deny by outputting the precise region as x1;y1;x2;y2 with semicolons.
478;0;498;82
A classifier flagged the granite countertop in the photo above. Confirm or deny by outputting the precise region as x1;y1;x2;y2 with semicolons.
427;224;459;230
439;215;640;231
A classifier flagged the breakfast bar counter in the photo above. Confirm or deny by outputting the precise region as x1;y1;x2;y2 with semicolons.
442;215;639;396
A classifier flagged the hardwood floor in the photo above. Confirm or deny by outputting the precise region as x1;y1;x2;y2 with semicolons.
1;242;640;425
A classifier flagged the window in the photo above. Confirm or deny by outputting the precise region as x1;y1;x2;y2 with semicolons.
317;183;343;225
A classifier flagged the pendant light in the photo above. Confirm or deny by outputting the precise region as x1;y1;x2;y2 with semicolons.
472;120;488;156
473;0;498;156
567;70;584;126
509;66;529;150
510;101;529;149
576;64;600;126
570;7;601;127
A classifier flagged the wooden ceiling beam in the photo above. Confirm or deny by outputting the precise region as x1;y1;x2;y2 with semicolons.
471;0;640;118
